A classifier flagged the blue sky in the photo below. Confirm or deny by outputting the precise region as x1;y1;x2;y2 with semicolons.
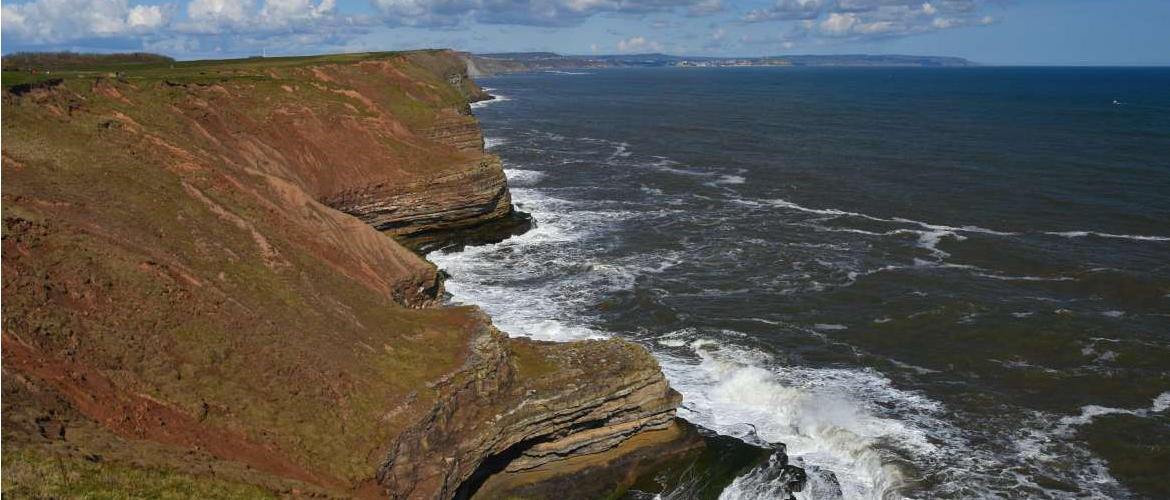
2;0;1168;64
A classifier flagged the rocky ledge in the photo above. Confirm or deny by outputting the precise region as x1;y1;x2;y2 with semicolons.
380;324;698;500
1;49;744;500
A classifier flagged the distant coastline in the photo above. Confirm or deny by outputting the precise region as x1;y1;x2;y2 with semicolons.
461;51;976;76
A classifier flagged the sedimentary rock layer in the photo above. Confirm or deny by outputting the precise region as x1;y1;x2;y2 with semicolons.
323;155;513;237
380;327;687;500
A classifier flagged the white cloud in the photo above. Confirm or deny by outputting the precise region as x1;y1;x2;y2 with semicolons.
616;35;661;52
820;12;856;34
741;0;823;23
185;0;254;30
0;0;1002;55
689;0;723;15
931;16;956;28
782;0;994;39
369;0;716;28
260;0;336;26
736;0;995;43
128;4;167;28
1;0;173;43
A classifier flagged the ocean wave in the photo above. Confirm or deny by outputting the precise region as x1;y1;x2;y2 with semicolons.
437;117;1159;500
1059;391;1170;429
504;168;545;186
763;198;1169;253
471;93;511;109
973;272;1076;282
1044;231;1170;242
660;337;949;500
706;174;747;187
484;136;507;149
431;163;928;499
609;142;631;160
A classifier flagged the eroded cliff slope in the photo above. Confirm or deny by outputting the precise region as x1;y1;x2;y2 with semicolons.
1;50;692;500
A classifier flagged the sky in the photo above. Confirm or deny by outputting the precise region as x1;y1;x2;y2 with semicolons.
1;0;1168;65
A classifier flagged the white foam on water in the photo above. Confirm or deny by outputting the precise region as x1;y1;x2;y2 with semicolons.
1053;393;1170;444
974;273;1076;282
706;174;747;188
1045;231;1170;242
430;126;1153;500
503;168;545;186
1058;405;1140;429
645;158;714;177
430;156;932;500
910;227;961;259
471;93;511;109
660;338;950;500
1153;392;1170;412
609;142;632;159
763;198;888;221
484;136;507;149
753;199;1168;278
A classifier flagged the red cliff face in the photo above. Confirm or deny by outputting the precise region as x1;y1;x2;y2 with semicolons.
1;50;696;500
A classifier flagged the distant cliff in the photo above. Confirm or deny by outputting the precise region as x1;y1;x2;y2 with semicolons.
1;49;702;500
460;52;975;75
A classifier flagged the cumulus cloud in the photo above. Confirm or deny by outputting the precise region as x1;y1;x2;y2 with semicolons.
741;0;823;22
178;0;339;32
616;35;661;52
128;4;168;29
688;0;722;15
1;0;175;43
369;0;718;27
0;0;1002;55
183;0;253;30
819;11;854;33
1;0;359;52
742;0;996;40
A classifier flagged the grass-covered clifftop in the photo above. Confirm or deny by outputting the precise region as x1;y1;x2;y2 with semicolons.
1;50;691;500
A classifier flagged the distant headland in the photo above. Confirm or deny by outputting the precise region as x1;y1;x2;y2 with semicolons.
462;51;976;76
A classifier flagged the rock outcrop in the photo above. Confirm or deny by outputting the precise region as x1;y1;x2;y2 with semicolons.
322;155;513;237
379;327;693;500
1;50;693;500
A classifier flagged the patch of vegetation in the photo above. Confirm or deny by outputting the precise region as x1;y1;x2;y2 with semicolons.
2;51;175;70
2;448;276;500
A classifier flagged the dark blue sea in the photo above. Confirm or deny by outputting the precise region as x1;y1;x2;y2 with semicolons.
431;67;1170;500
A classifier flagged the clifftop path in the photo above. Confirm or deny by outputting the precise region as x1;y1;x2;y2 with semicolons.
1;50;695;500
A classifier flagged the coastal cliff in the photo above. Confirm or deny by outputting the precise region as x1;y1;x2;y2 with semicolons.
1;50;694;499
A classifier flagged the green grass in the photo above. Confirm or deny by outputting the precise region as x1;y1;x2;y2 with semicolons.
2;448;278;500
0;50;454;89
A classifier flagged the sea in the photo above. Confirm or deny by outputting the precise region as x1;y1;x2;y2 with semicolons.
430;66;1170;500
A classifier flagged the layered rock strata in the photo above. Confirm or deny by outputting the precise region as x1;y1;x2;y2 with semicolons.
379;329;690;500
322;155;513;237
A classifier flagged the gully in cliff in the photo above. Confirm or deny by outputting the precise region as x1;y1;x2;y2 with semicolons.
1;50;804;500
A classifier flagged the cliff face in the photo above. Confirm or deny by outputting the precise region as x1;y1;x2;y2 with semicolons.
380;328;691;500
1;50;690;500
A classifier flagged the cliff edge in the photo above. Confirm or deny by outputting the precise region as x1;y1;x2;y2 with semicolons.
1;50;696;500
